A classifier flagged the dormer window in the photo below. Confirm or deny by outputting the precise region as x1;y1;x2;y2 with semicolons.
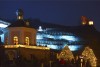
13;36;18;45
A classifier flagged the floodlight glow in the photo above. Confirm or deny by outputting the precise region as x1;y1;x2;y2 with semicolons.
61;36;77;41
68;45;82;51
47;45;58;49
36;35;43;39
0;24;8;28
45;35;54;38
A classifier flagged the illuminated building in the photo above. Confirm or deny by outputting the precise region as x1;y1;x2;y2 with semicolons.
37;27;83;51
4;9;36;45
36;16;96;51
0;9;100;66
0;9;50;61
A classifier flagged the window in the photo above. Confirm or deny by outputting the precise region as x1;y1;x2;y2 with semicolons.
25;37;29;45
13;36;18;45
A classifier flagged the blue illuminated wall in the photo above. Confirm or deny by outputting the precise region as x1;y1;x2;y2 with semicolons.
36;26;83;51
0;34;4;43
0;19;10;44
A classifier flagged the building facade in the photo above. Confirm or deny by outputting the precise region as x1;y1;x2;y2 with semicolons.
0;9;50;61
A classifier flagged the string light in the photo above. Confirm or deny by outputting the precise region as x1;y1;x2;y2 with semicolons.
4;45;50;50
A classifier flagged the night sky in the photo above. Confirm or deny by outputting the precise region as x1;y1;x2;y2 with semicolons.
0;0;100;32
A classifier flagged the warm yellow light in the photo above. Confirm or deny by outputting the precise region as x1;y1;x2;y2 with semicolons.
82;22;86;25
89;21;93;25
18;16;23;20
25;37;29;45
13;36;18;45
4;45;50;50
18;16;21;19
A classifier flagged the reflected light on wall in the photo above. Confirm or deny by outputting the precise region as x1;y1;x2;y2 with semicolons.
0;34;4;42
61;36;77;41
36;35;43;39
46;35;54;38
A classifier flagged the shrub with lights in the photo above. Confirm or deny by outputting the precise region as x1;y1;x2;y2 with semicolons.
57;46;74;61
82;47;97;67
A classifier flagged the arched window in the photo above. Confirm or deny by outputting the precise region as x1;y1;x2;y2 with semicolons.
25;37;29;45
13;36;18;45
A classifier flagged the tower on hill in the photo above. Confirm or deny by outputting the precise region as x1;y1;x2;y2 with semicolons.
81;16;94;26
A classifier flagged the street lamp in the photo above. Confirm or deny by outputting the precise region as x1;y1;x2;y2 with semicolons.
80;56;84;67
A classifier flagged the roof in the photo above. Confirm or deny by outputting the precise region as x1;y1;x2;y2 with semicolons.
8;20;32;28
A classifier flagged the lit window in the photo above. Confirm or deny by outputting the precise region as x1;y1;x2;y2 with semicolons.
25;37;29;45
89;21;93;25
13;36;18;45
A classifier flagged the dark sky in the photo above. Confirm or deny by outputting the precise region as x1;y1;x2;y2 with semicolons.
0;0;100;32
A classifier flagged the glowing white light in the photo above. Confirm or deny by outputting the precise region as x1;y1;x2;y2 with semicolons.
68;45;82;51
0;24;8;28
38;26;43;31
0;20;10;28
